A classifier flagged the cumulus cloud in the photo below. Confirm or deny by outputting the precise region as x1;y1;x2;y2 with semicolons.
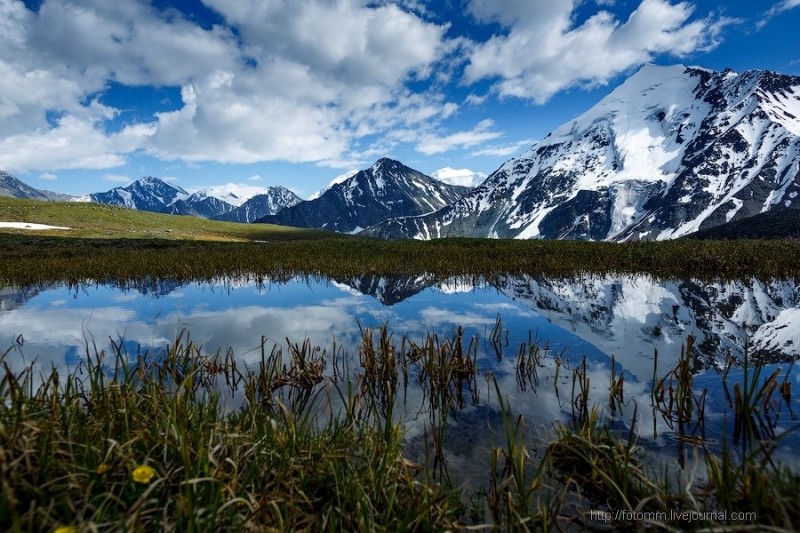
464;0;729;103
430;167;487;187
0;113;154;172
0;0;738;172
0;0;457;171
140;0;456;164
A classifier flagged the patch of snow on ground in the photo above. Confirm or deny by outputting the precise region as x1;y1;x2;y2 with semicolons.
0;222;70;230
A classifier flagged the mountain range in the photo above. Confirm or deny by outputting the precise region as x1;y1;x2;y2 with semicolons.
2;64;799;239
364;64;800;241
88;178;303;222
0;171;304;223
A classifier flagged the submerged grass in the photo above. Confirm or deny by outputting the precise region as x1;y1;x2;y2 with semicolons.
2;326;799;531
0;334;461;532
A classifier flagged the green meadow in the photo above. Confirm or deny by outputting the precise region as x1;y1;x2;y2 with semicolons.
2;197;800;286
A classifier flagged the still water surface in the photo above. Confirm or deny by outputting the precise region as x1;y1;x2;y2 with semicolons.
2;273;799;479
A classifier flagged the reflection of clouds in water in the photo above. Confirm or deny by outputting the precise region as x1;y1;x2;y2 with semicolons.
0;306;171;372
472;302;535;316
418;307;499;327
159;305;360;365
329;281;367;297
4;276;799;458
109;293;141;304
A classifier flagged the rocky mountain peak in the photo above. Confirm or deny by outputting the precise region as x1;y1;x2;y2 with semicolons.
257;158;471;233
365;64;800;242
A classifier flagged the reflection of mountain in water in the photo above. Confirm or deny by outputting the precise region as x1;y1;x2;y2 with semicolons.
0;284;57;312
333;273;441;305
333;272;799;373
4;273;797;375
109;278;191;297
493;274;800;373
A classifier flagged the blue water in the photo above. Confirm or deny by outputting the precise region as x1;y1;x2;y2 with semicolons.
2;274;798;475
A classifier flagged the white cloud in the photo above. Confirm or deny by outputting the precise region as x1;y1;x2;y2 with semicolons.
464;0;729;103
416;119;503;155
28;0;239;87
0;113;153;172
38;172;58;181
760;0;800;28
138;0;457;164
472;138;536;158
0;0;457;172
248;174;263;182
465;93;487;105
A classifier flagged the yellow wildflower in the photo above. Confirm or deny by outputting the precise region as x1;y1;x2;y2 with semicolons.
53;526;78;533
131;465;156;484
96;463;109;475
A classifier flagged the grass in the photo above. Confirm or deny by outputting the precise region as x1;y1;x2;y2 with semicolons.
3;197;800;287
0;196;336;241
3;232;800;288
0;332;462;532
2;326;798;531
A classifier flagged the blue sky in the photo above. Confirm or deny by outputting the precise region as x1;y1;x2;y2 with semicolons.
1;0;799;198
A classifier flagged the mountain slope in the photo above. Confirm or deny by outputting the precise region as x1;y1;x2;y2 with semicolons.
91;177;189;212
366;65;800;241
164;194;236;218
214;187;303;223
256;158;471;233
686;208;800;239
0;170;76;201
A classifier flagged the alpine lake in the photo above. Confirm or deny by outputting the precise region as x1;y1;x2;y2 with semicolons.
4;271;799;487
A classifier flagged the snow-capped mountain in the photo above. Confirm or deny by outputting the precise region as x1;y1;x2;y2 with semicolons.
333;273;439;305
214;186;303;223
493;273;800;377
90;178;297;220
430;167;486;188
90;177;189;212
313;271;800;377
0;170;77;202
163;193;237;218
256;158;471;233
188;183;276;208
308;170;358;200
366;64;800;241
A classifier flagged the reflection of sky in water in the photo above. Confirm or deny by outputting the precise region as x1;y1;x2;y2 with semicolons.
2;275;799;483
0;278;616;376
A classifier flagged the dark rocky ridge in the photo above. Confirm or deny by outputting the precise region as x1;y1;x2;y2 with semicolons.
257;158;471;233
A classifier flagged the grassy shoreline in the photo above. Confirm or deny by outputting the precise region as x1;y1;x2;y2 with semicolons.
3;235;800;287
3;196;800;285
2;327;798;531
